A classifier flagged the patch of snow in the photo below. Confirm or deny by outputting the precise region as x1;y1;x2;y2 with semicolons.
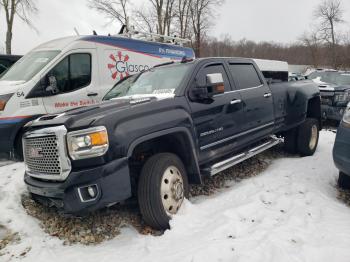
1;131;350;261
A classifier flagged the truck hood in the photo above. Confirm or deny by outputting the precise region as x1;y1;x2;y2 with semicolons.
318;83;350;92
26;96;169;130
0;80;26;95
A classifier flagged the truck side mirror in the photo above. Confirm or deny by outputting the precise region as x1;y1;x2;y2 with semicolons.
190;73;225;101
46;76;59;95
206;73;225;96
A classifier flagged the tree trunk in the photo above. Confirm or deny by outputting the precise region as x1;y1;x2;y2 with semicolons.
330;21;337;68
5;28;12;55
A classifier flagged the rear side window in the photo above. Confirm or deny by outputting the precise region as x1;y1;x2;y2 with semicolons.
48;53;91;93
196;64;231;92
229;64;262;90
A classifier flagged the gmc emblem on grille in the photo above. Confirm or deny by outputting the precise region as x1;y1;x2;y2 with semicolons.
28;147;44;158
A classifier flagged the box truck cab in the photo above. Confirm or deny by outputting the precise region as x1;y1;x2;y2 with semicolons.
0;35;195;157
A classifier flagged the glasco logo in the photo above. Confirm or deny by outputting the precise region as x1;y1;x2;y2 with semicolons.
107;51;150;80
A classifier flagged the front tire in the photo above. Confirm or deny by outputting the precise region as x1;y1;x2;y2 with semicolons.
138;153;189;230
297;118;319;156
338;172;350;190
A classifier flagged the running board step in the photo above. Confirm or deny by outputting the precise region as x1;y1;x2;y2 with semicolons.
202;136;283;176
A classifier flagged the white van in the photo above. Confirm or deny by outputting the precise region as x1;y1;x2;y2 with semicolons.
0;35;195;156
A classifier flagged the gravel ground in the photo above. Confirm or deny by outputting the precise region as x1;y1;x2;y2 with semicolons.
0;225;20;251
337;188;350;206
21;145;290;246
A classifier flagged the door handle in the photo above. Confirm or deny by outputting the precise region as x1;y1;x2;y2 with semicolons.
264;93;272;98
230;99;242;105
87;92;98;97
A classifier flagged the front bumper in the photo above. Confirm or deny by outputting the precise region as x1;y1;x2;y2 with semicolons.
333;122;350;176
24;157;132;214
321;105;346;121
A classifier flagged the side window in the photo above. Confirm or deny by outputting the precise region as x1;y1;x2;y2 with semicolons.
48;53;91;93
0;59;10;74
196;64;231;92
229;64;262;90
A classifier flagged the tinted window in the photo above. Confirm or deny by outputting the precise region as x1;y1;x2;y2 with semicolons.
196;64;231;91
229;64;262;89
48;53;91;93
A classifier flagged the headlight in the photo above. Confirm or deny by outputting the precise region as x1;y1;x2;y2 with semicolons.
67;126;109;160
334;90;350;103
0;93;14;111
343;103;350;125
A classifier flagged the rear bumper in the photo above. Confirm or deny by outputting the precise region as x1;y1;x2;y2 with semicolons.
321;105;346;121
24;157;132;214
333;123;350;176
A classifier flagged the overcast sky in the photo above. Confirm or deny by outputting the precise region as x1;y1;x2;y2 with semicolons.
0;0;350;55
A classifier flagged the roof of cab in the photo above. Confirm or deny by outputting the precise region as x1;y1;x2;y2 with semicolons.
32;35;195;60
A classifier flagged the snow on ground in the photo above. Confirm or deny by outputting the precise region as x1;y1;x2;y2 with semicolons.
1;130;350;262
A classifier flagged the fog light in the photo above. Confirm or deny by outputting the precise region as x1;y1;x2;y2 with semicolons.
78;184;99;202
88;186;96;198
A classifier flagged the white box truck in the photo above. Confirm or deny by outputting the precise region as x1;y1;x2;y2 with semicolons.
0;34;195;157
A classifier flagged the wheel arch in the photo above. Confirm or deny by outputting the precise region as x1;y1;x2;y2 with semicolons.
127;127;202;184
306;96;322;128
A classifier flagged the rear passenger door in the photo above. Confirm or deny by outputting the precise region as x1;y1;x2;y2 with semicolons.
228;63;275;139
188;62;245;164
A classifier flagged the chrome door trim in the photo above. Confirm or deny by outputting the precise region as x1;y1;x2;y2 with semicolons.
200;121;275;150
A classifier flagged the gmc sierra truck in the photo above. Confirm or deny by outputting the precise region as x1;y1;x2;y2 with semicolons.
22;58;321;230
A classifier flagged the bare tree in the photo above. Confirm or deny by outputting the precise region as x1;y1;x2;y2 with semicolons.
314;0;344;68
299;29;321;68
175;0;192;38
89;0;129;28
147;0;176;35
0;0;38;54
189;0;224;57
133;5;158;33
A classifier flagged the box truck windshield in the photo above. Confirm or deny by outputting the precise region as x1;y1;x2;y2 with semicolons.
1;50;60;82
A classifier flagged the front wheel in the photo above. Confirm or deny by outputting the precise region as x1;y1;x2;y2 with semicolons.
138;153;189;230
296;118;320;156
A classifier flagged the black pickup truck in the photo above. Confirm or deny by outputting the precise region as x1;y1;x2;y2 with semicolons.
22;58;321;230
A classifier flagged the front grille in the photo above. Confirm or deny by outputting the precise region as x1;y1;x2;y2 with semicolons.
23;135;61;176
320;91;334;106
23;125;71;181
321;97;333;105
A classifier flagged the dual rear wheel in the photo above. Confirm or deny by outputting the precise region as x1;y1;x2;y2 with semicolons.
284;118;320;156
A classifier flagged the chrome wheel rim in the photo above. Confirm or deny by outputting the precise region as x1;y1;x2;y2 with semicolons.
309;125;318;150
160;166;184;216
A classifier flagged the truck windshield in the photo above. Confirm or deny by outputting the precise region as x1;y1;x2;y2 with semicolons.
1;50;60;82
336;74;350;86
104;63;191;100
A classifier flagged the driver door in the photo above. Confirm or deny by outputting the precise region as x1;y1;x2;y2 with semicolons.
43;50;98;114
188;62;245;164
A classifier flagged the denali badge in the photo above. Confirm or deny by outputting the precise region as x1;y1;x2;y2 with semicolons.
28;147;44;158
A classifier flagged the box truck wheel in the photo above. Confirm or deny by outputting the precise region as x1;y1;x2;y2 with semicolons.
137;153;189;230
338;172;350;190
14;132;24;161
